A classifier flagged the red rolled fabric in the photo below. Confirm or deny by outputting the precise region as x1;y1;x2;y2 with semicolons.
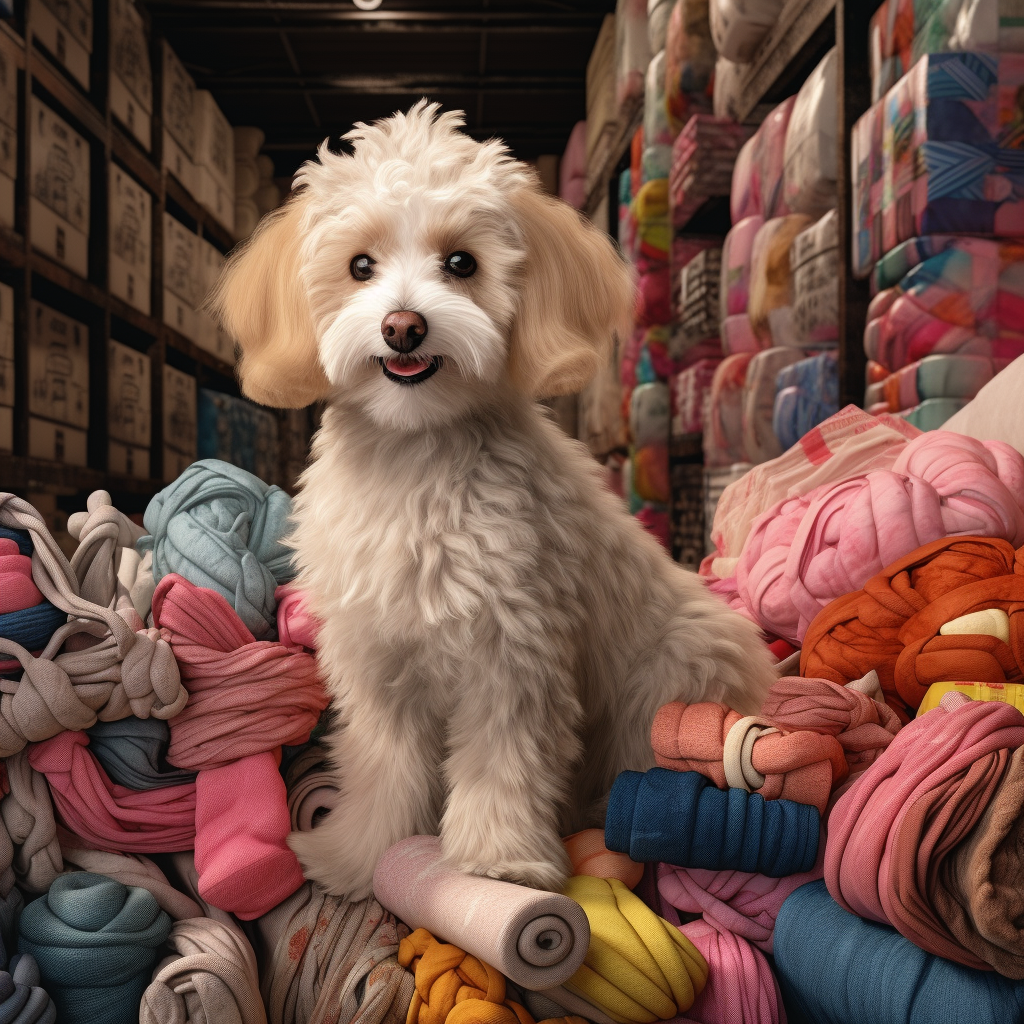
825;694;1024;975
28;730;196;853
152;575;329;770
652;701;848;813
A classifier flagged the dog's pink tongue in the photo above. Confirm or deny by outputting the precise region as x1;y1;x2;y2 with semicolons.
385;356;431;376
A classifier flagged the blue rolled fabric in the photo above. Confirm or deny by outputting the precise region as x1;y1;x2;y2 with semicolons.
137;459;296;638
86;718;197;791
604;768;819;877
0;529;31;557
18;873;171;1024
773;353;839;451
775;881;1024;1024
0;603;68;654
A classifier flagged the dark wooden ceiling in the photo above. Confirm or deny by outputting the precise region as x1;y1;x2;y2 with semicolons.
144;0;616;178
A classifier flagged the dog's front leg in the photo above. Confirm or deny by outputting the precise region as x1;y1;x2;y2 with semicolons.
288;673;444;901
440;634;582;892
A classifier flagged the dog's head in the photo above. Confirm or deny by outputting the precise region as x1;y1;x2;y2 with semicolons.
211;101;633;430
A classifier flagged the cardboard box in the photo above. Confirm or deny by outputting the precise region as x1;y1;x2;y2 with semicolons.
30;98;90;276
0;405;11;452
195;91;234;232
108;439;149;478
107;339;150;446
163;443;192;482
0;42;17;131
196;165;234;235
29;0;91;90
0;281;14;408
29;416;87;466
162;363;197;456
162;129;198;197
0;172;12;229
109;0;151;149
161;41;195;158
28;301;88;428
194;238;233;361
109;165;151;313
163;212;200;342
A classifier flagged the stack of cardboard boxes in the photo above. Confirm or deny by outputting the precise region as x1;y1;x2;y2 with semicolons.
0;46;16;229
27;301;89;466
161;363;196;482
109;0;152;150
109;165;151;314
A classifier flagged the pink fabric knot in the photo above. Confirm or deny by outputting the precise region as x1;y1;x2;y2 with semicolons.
274;584;320;651
0;538;42;614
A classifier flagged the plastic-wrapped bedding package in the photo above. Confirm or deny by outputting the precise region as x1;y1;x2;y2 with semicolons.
633;177;671;263
672;234;721;319
616;0;650;110
710;0;786;63
672;358;722;436
705;352;756;466
670;115;755;228
851;98;884;279
865;353;998;412
630;382;671;503
773;352;840;452
678;247;722;347
870;234;962;293
755;96;796;220
649;0;674;52
619;170;636;254
748;214;814;347
665;0;716;137
900;396;968;430
791;210;839;347
783;49;838;218
731;134;761;223
722;313;763;355
643;50;673;183
883;52;1024;251
721;215;764;319
742;347;804;465
863;238;1024;372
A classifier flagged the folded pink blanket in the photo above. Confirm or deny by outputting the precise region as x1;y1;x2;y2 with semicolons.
716;430;1024;643
28;731;196;854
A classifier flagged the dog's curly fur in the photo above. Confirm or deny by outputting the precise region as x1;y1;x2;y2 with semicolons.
212;102;777;900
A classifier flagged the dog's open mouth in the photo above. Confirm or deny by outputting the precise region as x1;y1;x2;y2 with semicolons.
376;355;443;385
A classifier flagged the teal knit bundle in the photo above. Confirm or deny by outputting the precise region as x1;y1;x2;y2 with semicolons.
18;873;171;1024
137;459;296;638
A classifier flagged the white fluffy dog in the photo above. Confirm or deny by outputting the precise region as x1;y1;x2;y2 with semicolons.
212;102;777;900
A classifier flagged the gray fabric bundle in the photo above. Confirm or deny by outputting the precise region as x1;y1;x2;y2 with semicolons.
283;744;338;833
86;718;197;791
0;751;61;896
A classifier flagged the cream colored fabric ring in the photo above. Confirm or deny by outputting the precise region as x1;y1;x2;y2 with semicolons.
722;716;779;792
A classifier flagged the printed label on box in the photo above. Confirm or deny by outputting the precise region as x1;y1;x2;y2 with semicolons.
109;165;152;314
29;0;90;90
30;97;90;232
108;439;150;478
28;301;88;428
162;363;197;456
163;288;198;343
29;416;87;466
110;73;152;151
110;0;151;112
30;198;89;277
107;338;151;446
162;40;195;157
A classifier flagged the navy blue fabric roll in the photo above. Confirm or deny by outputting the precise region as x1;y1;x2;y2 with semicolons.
775;881;1024;1024
86;718;197;791
0;603;67;653
0;528;31;556
604;768;818;877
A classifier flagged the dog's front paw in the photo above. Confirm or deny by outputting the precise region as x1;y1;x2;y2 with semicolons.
288;821;378;901
473;858;570;893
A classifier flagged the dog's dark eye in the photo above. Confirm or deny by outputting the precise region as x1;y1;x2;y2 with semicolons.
350;254;376;281
443;252;476;278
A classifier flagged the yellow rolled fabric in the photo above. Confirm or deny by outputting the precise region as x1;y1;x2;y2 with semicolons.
917;681;1024;716
562;877;708;1024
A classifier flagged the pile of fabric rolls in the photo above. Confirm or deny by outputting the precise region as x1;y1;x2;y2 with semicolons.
852;49;1024;430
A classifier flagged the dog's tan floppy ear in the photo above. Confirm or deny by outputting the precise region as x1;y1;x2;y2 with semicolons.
508;185;634;398
210;193;331;408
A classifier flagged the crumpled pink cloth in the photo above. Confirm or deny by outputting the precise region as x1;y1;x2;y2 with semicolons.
0;538;42;614
274;585;320;651
152;575;328;770
28;730;196;853
678;919;786;1024
713;431;1024;643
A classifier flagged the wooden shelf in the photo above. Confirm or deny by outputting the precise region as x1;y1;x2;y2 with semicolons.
728;0;837;123
110;295;160;337
584;92;644;218
161;325;236;379
0;228;26;267
164;174;236;251
111;127;162;196
0;453;162;495
27;43;107;142
29;251;108;308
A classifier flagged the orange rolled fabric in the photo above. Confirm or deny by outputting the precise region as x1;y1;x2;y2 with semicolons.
801;536;1024;721
563;830;643;889
399;928;586;1024
651;701;848;814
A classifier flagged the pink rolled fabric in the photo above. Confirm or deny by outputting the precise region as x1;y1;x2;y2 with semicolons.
0;538;42;614
28;730;196;853
274;585;320;651
825;695;1024;971
718;430;1024;643
152;575;328;770
678;920;786;1024
657;857;824;955
193;754;305;921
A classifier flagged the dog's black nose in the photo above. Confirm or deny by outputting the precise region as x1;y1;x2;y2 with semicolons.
381;311;428;353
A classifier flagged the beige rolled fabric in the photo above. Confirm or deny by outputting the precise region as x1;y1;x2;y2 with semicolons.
372;835;590;992
1;750;61;894
284;744;338;833
253;882;412;1024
